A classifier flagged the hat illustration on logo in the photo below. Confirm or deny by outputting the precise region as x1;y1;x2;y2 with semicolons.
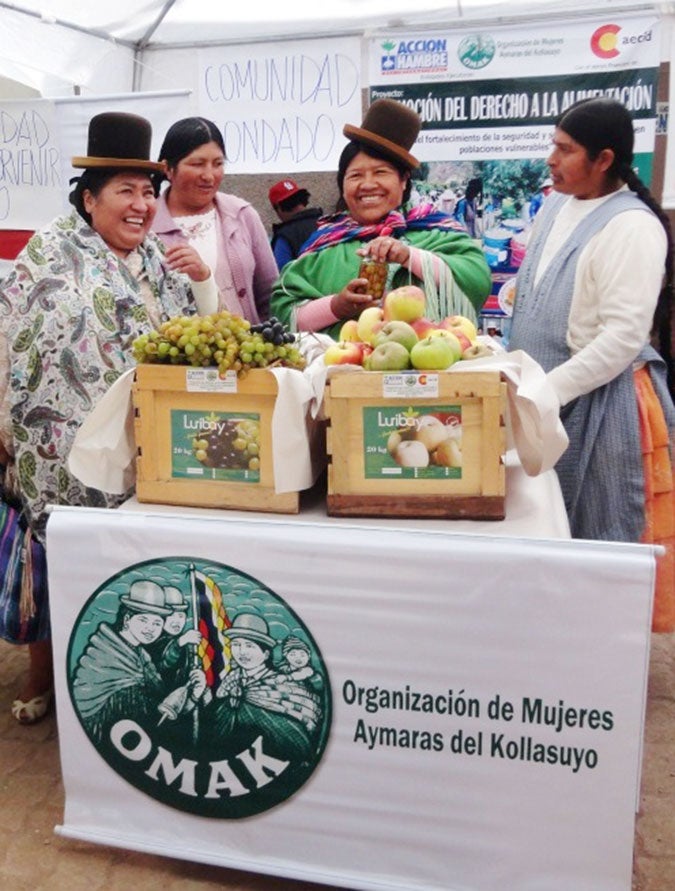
119;579;171;615
226;611;276;648
72;112;166;173
343;99;421;169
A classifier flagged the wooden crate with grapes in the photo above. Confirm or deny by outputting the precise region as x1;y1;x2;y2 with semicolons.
131;311;308;513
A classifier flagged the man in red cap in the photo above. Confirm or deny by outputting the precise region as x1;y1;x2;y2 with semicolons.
268;179;322;269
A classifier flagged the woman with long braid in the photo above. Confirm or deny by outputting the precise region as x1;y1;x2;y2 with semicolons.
509;97;674;631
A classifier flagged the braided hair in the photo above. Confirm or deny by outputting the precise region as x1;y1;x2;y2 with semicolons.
556;98;673;387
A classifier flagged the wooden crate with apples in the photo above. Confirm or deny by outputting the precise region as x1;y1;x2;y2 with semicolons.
324;369;507;519
132;364;300;513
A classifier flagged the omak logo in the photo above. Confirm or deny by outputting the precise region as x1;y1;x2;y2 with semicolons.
590;24;621;59
67;557;332;818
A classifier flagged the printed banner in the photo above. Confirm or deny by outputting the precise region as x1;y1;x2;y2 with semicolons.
47;506;655;891
197;36;362;174
367;14;660;331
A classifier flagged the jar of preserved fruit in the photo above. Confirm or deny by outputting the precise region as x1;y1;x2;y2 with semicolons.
358;258;388;301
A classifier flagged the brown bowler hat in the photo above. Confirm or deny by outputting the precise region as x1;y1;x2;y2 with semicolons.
72;112;166;173
343;99;421;169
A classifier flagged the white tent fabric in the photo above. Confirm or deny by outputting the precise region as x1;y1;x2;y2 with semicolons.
0;0;661;95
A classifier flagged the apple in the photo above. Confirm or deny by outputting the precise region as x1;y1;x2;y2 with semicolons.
427;328;465;358
373;320;418;353
435;327;472;353
410;316;436;338
393;439;430;468
382;285;426;324
432;438;462;468
339;319;360;342
356;306;385;345
410;334;460;370
442;315;478;342
462;343;493;360
323;340;367;366
414;415;450;452
364;340;411;371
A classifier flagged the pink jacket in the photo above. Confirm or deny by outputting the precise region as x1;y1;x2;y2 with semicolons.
152;191;278;324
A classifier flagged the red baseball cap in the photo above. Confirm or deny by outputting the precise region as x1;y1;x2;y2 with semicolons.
269;179;302;205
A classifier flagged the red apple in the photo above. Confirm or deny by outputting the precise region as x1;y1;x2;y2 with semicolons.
382;285;426;323
323;340;368;366
410;317;437;338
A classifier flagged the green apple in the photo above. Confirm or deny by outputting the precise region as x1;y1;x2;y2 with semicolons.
410;334;460;370
425;329;464;361
356;306;385;345
365;340;411;371
393;439;430;468
373;320;419;353
415;415;450;452
382;285;426;323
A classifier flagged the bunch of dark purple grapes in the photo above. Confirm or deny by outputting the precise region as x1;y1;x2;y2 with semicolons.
250;316;296;347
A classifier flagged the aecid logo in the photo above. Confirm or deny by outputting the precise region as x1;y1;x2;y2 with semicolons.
67;558;332;818
590;23;654;59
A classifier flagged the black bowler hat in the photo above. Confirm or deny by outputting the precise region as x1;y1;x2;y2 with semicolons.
343;99;421;169
72;112;166;173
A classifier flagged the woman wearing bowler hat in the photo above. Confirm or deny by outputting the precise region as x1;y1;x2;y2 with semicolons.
0;112;217;724
270;99;492;339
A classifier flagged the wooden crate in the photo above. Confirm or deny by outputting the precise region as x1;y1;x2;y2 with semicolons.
324;370;507;520
132;365;299;513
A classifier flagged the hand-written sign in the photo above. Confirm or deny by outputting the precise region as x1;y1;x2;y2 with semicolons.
0;101;62;228
198;37;362;173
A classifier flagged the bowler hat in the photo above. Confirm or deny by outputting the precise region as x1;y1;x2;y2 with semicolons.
269;179;303;206
343;99;420;169
227;612;276;649
164;586;188;611
120;579;171;616
72;112;165;173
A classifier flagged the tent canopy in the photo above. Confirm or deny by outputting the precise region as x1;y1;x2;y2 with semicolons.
0;0;658;95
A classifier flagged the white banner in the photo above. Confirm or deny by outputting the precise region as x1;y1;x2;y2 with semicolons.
0;91;192;231
197;36;362;174
47;506;655;891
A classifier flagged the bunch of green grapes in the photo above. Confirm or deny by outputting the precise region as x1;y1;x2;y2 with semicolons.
132;311;305;376
192;418;260;472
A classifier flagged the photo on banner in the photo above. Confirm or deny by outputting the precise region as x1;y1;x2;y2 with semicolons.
367;14;660;338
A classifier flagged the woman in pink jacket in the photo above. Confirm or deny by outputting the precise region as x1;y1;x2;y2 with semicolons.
152;117;277;323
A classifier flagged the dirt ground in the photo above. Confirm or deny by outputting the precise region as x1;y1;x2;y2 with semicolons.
0;634;673;891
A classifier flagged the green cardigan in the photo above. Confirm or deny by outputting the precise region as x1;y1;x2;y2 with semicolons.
270;228;492;340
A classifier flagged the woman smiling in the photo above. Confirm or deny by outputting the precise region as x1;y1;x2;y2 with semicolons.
270;100;492;339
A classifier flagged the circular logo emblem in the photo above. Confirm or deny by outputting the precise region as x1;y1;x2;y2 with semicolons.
67;558;331;818
458;34;496;70
590;24;621;59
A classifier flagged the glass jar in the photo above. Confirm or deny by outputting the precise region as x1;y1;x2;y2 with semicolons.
358;258;388;301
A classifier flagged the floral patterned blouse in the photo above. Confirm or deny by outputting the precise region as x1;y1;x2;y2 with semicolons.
0;211;201;543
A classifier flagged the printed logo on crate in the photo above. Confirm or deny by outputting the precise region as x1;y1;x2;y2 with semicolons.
66;559;332;818
171;409;261;482
363;404;463;478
